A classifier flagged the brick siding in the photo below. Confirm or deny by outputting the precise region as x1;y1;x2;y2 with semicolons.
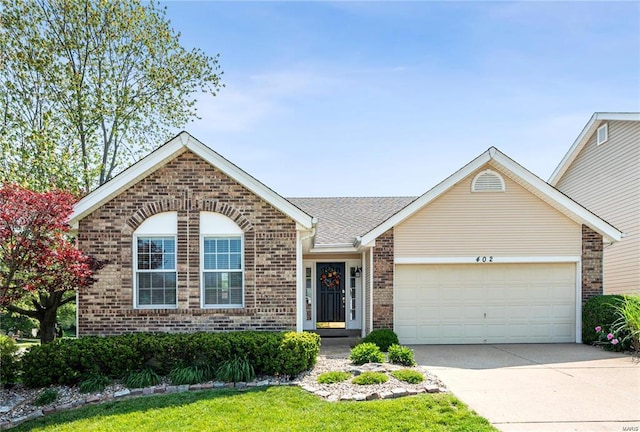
372;229;394;329
581;224;604;303
77;150;298;335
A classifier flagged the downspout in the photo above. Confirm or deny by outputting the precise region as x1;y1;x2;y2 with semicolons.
296;219;317;332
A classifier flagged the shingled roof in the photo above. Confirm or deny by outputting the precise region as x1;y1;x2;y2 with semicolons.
288;197;416;247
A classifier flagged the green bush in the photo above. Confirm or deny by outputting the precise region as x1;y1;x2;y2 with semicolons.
0;335;19;384
583;295;627;346
123;367;161;389
612;295;640;352
391;369;424;384
34;388;58;406
352;371;388;385
216;356;255;383
317;371;351;384
169;363;216;385
79;373;111;393
388;344;416;366
349;342;385;365
362;329;399;352
20;331;320;387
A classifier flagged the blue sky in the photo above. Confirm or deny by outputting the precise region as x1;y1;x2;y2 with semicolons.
163;1;639;197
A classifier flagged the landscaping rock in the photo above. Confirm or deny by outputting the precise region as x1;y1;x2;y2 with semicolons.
234;382;247;390
424;385;439;393
327;394;339;402
114;389;131;398
256;380;269;387
353;393;366;401
315;390;331;398
391;388;407;398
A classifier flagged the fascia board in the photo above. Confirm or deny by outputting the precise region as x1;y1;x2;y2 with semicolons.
359;150;492;245
491;151;622;242
549;113;640;185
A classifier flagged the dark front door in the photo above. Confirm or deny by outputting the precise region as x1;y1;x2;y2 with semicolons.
316;263;346;324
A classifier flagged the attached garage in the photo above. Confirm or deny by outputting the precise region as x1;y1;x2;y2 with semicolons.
394;263;577;344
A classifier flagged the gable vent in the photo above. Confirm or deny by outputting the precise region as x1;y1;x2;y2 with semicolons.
472;170;505;192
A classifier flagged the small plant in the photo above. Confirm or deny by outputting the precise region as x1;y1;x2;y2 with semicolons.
391;369;424;384
611;295;640;352
0;335;19;384
317;371;351;384
362;329;399;352
34;388;58;406
79;373;111;393
349;342;385;365
123;367;161;389
169;363;216;385
216;356;255;383
352;371;388;385
388;344;416;366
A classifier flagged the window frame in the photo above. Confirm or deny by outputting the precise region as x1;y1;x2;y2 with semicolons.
200;234;244;309
133;235;178;309
597;123;608;146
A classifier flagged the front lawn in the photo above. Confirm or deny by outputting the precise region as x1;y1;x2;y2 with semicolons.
15;386;496;432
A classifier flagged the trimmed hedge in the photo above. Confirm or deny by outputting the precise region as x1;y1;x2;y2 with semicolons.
582;295;626;345
362;329;399;352
0;335;19;384
21;331;320;388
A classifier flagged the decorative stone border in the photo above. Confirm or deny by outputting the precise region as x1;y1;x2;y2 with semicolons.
299;382;446;402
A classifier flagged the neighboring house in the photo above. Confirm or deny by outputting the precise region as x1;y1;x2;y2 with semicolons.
550;113;640;295
70;132;621;345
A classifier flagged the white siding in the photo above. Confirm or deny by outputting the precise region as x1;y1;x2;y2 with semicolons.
395;165;581;258
556;121;640;294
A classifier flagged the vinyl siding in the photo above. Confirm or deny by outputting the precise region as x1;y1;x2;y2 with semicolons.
556;121;640;294
395;164;581;258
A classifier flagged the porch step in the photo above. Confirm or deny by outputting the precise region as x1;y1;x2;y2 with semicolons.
312;329;361;338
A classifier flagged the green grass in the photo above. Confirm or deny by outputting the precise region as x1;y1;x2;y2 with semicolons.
14;386;496;432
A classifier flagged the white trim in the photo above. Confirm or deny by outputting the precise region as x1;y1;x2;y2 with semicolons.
70;132;314;230
133;234;178;309
199;235;244;309
369;247;373;334
296;231;303;332
549;112;640;185
596;123;608;146
309;246;359;253
395;255;581;264
575;261;582;344
361;147;622;245
361;251;366;338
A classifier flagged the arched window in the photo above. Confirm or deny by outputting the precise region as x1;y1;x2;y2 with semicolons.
133;212;177;308
471;169;506;192
200;212;244;308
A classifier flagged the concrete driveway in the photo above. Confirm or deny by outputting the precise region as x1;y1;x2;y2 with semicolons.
411;344;640;432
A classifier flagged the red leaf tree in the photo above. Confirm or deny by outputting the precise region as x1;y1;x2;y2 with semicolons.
0;184;103;343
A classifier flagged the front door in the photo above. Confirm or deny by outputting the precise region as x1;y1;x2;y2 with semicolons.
316;263;345;327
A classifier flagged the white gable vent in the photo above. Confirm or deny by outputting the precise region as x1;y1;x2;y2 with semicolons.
472;169;505;192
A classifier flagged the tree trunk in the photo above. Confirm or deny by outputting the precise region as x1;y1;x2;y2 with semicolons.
39;307;58;344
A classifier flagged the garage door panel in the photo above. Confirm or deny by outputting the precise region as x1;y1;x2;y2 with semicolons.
395;263;576;344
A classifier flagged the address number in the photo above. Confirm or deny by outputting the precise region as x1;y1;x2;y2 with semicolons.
476;256;493;263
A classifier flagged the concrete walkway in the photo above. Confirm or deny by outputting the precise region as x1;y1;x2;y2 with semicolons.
411;344;640;432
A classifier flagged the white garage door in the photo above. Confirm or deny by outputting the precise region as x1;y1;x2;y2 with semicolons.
395;263;576;344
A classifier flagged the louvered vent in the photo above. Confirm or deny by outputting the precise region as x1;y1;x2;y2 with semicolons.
472;170;505;192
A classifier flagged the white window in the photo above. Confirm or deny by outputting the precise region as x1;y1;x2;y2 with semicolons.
597;123;608;145
471;169;505;192
133;212;177;308
200;212;244;308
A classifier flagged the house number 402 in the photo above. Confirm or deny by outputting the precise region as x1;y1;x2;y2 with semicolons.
476;256;493;263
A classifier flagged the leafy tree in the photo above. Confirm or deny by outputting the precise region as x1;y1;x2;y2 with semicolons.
0;183;103;343
0;0;223;193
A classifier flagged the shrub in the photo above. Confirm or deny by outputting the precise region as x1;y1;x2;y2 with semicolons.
276;331;321;377
123;367;161;389
352;372;388;385
611;295;640;352
362;329;399;352
79;373;111;393
34;388;58;406
216;356;255;383
0;335;19;384
169;363;215;385
349;342;385;365
317;371;351;384
388;344;416;366
582;295;626;345
391;369;424;384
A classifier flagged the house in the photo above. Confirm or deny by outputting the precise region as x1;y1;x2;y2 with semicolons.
550;113;639;295
70;132;621;344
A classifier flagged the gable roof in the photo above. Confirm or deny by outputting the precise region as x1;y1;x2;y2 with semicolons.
289;196;416;248
70;132;314;229
549;112;640;186
359;147;623;246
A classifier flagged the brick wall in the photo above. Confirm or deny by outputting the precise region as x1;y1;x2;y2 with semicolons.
77;150;298;335
581;224;603;303
372;229;394;329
